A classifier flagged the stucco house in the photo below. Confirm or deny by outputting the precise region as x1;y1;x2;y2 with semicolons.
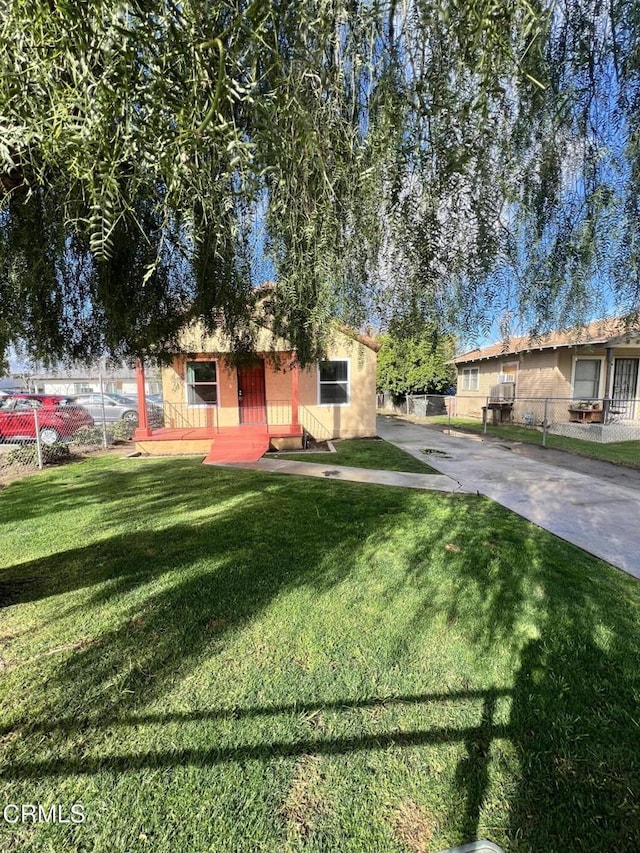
450;317;640;439
134;320;379;463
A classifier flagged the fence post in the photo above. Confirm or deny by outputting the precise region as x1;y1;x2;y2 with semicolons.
406;394;410;415
542;398;548;447
99;373;108;448
483;397;489;434
34;408;44;470
447;397;451;434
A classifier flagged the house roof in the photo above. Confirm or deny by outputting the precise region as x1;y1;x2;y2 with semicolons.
451;317;636;365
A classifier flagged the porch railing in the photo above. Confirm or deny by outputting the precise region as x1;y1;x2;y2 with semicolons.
299;405;333;441
145;398;335;441
265;400;292;426
158;400;219;431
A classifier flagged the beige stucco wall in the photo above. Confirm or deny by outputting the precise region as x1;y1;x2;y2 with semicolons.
161;325;377;439
298;332;377;438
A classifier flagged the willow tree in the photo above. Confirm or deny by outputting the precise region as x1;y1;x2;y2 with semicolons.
0;1;637;367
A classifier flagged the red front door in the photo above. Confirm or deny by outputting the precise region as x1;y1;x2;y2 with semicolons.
237;360;266;424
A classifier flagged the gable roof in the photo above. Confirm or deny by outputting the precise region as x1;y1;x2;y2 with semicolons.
451;317;635;365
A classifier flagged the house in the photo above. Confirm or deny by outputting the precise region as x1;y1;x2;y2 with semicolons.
133;320;379;463
23;363;161;398
450;317;640;440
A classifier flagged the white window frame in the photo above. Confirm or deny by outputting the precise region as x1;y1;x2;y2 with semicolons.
185;359;219;408
318;359;350;406
571;356;605;400
461;367;479;391
499;361;519;382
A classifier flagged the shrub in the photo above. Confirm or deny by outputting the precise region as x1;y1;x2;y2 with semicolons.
2;442;70;468
73;425;107;446
110;419;136;441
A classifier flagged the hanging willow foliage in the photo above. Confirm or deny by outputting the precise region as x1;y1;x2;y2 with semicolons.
0;0;637;365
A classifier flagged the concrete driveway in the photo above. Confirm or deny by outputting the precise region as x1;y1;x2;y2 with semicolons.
377;415;640;579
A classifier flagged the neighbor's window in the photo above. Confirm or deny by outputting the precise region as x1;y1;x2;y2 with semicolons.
461;367;479;391
186;361;218;405
319;360;349;405
574;359;601;399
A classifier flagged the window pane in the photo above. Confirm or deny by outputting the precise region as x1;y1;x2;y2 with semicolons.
188;384;218;405
574;360;600;398
575;360;600;382
462;369;478;391
320;361;347;382
188;362;217;383
320;382;348;404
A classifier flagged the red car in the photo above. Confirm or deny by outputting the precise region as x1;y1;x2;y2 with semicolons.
0;395;94;445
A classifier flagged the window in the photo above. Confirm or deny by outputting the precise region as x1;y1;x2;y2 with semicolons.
573;359;601;399
461;367;479;391
74;383;93;394
186;361;218;405
319;360;349;405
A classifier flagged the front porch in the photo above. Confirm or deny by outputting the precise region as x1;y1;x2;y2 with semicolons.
133;355;304;462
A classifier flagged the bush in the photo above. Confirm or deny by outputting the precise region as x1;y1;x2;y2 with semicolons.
73;420;135;446
110;419;136;442
73;425;106;446
2;442;70;468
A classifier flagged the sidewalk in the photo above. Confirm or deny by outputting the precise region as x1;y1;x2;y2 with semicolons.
377;415;640;578
224;456;466;494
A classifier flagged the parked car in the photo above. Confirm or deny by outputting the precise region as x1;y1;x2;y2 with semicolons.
0;395;94;445
72;392;162;425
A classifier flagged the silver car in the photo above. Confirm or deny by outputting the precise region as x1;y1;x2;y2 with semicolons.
72;392;142;424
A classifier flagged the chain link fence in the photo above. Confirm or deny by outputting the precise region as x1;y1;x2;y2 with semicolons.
378;393;640;446
0;396;140;483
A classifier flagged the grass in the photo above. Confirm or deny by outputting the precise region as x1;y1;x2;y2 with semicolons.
426;416;640;468
0;456;639;852
274;438;438;473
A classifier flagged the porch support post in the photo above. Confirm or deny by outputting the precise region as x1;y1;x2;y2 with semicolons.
290;352;299;428
603;345;614;423
134;357;152;438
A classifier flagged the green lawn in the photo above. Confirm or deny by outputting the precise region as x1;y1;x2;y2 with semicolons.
1;457;639;852
427;416;640;468
274;438;437;473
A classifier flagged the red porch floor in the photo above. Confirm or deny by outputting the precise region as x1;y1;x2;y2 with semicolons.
135;424;304;463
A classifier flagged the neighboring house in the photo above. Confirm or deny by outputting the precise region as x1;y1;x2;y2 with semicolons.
0;376;26;393
24;364;161;397
450;318;640;438
134;320;379;462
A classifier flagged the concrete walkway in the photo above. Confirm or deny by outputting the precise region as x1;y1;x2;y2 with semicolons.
377;415;640;579
225;456;465;493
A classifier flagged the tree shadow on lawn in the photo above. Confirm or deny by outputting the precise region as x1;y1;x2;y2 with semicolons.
0;456;255;527
506;593;640;851
407;502;640;850
1;463;640;850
